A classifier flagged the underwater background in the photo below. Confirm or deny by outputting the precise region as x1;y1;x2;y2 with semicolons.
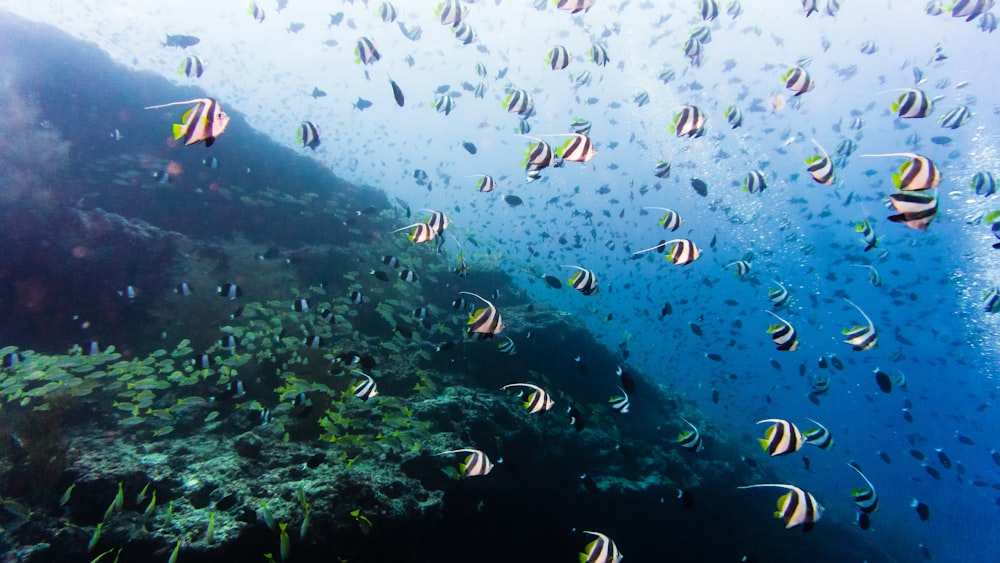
0;0;999;561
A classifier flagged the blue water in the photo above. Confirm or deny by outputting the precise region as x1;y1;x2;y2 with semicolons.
1;1;999;561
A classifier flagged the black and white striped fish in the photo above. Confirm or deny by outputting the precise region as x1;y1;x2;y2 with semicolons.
782;65;813;96
853;264;882;287
556;0;594;14
521;137;555;173
578;530;623;563
497;335;516;355
842;299;877;351
503;88;534;116
764;311;799;351
435;0;469;26
180;55;205;78
803;418;834;450
939;105;972;129
433;94;456;115
738;483;823;529
768;281;790;307
501;382;554;413
438;448;494;478
590;42;610;66
806;139;834;185
354;37;381;65
563;265;599;295
351;372;378;401
888;192;938;231
653;160;672;178
725;260;752;278
678;418;703;452
644;207;682;231
452;21;477;45
609;387;630;414
670;105;706;137
297;120;321;151
471;174;495;193
144;98;230;147
848;463;878;513
547;45;570;70
556;133;596;162
862;152;940;191
633;239;701;266
742;170;767;194
890;88;932;118
461;291;504;339
757;418;804;456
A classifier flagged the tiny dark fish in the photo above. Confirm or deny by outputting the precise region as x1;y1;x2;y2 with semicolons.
706;353;722;361
923;464;941;480
677;489;695;509
689;322;703;336
542;274;562;289
912;499;930;521
311;87;327;99
802;456;811;471
909;449;926;461
462;141;478;154
956;433;975;445
306;453;326;469
360;355;377;370
875;369;892;393
691;178;708;196
163;34;200;48
354;98;373;111
435;84;451;94
711;388;719;403
878;451;892;464
504;195;523;207
619;368;636;394
568;406;585;432
857;512;871;530
930;136;952;145
580;473;598;493
371;269;390;282
935;448;952;470
769;359;782;371
390;78;405;107
660;302;672;317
